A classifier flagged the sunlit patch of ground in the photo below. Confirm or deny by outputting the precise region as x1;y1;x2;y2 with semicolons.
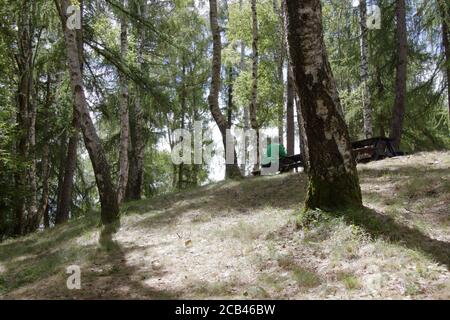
0;152;449;299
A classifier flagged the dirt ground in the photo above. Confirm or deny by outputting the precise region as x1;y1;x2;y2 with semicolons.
1;151;449;299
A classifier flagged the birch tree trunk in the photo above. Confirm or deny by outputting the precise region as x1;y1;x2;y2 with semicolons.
208;0;241;179
389;0;408;150
239;0;249;175
250;0;260;171
359;0;373;138
284;0;362;210
117;0;130;204
57;0;119;226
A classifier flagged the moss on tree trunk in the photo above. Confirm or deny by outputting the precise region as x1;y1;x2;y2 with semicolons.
305;172;362;211
284;0;363;216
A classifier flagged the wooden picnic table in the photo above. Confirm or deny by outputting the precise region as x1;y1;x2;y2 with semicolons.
252;136;405;176
351;136;403;163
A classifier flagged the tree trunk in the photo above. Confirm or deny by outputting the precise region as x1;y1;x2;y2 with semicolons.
274;0;284;144
226;65;241;179
117;0;130;204
438;0;450;122
286;67;295;156
43;204;50;229
126;0;146;201
239;0;248;175
178;63;186;190
26;80;38;233
389;0;408;150
295;94;306;167
284;0;362;210
30;75;52;231
208;0;241;180
55;115;79;224
14;2;33;235
250;0;260;171
55;131;68;226
359;0;373;138
57;0;119;226
192;92;200;185
55;2;83;225
227;65;233;130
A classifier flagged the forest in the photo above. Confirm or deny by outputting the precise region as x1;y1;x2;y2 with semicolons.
0;0;449;301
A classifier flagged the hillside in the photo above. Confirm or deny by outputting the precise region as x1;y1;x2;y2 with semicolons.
0;152;449;299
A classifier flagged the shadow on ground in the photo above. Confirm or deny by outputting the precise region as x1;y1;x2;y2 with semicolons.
1;159;449;298
331;207;450;270
128;173;308;231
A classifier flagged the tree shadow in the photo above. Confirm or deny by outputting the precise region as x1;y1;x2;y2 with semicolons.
358;166;450;179
133;173;308;231
0;213;99;263
96;224;181;299
331;206;450;270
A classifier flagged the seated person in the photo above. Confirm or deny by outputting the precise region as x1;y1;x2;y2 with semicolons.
261;141;287;170
262;141;303;172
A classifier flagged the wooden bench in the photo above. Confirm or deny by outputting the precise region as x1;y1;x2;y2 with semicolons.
351;137;403;163
252;154;304;176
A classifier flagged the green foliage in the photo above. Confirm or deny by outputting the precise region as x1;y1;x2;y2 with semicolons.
323;0;449;149
227;0;284;129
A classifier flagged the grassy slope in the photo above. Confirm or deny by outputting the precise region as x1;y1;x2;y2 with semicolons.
0;151;449;299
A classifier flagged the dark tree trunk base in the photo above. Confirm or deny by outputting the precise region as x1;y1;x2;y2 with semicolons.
226;164;243;180
305;173;362;212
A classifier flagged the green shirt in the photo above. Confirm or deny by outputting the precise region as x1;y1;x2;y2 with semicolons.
262;143;287;165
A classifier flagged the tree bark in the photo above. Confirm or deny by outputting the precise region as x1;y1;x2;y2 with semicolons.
55;1;83;225
208;0;241;179
55;131;68;226
55;114;79;224
274;0;284;144
30;75;52;231
295;94;306;167
286;67;295;156
26;79;38;233
239;0;249;175
389;0;408;150
14;1;34;235
43;204;50;229
178;63;186;190
227;65;233;130
284;0;362;210
438;0;450;122
250;0;260;171
359;0;373;138
126;0;146;201
117;0;130;204
36;132;50;230
57;0;119;226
